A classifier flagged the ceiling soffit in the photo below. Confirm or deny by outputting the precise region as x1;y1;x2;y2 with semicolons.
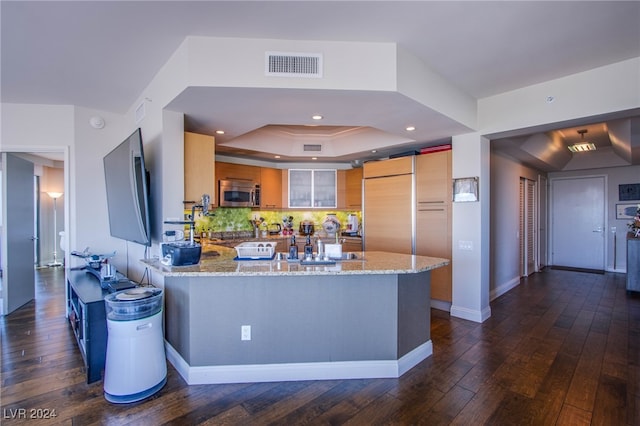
492;117;640;172
219;125;415;158
170;86;473;161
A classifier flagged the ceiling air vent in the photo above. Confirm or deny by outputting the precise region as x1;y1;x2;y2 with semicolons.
265;52;323;78
303;144;322;152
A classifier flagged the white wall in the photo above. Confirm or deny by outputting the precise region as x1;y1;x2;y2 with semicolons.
479;58;640;133
490;151;545;298
451;133;491;323
1;104;74;268
72;107;131;271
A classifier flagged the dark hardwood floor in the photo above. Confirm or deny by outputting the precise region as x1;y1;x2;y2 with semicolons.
1;267;638;425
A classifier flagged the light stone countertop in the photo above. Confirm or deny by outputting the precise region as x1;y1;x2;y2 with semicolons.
143;242;449;277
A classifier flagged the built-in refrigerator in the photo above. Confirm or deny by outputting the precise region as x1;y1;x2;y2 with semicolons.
362;156;414;254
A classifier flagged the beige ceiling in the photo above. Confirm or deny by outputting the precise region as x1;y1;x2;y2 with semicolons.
2;1;640;170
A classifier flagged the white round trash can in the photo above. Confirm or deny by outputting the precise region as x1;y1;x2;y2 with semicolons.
103;287;167;404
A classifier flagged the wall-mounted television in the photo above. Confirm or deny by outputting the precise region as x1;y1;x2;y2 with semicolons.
103;128;151;246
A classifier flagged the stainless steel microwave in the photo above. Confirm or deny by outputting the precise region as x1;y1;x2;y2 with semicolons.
218;179;260;207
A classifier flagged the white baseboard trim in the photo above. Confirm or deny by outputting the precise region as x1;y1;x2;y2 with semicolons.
450;304;491;323
165;340;432;385
490;276;520;301
430;299;452;312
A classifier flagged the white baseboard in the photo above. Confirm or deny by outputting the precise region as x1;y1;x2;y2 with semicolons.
165;340;433;385
490;276;520;301
450;304;491;323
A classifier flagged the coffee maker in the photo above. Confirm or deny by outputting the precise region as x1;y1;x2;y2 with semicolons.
345;214;359;235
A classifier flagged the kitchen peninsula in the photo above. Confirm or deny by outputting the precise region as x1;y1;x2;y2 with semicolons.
144;244;448;385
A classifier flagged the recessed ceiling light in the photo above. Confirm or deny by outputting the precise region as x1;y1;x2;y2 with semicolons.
312;157;317;160
311;115;323;120
215;130;225;135
371;150;377;153
274;155;281;159
406;126;416;131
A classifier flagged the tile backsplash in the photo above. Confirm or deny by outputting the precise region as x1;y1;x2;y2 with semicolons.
184;207;361;235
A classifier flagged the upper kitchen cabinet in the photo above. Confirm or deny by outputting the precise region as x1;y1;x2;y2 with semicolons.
260;167;283;209
216;161;261;184
288;169;336;208
184;132;215;207
416;149;451;203
363;156;414;178
344;168;363;210
336;169;362;210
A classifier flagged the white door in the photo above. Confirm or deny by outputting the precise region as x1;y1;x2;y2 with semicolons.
551;176;605;271
1;153;36;315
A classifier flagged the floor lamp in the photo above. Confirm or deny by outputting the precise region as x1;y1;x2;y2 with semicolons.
47;192;63;267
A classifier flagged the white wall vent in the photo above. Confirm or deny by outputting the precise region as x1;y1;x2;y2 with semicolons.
303;144;323;152
265;52;323;78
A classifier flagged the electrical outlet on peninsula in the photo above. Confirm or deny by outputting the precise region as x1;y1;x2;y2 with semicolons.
241;325;251;341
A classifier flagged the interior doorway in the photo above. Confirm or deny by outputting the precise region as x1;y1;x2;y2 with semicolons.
550;175;606;271
0;148;67;315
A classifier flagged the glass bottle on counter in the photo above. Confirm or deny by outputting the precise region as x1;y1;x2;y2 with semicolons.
304;235;314;259
288;235;298;260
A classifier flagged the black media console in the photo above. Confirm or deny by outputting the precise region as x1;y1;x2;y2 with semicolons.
66;270;110;384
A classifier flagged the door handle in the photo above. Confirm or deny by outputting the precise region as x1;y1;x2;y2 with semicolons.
593;227;603;233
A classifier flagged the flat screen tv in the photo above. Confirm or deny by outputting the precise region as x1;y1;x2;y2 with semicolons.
103;128;151;246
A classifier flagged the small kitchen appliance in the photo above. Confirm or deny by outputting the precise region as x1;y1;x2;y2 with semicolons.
219;179;259;207
343;214;359;236
347;214;359;232
299;220;315;236
268;223;282;235
161;242;201;266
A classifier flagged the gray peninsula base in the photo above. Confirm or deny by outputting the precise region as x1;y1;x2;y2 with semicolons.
164;271;432;384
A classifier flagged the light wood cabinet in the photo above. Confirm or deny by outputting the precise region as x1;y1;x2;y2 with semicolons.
363;156;413;178
363;173;414;254
416;204;451;301
216;161;261;184
341;237;363;252
416;150;451;202
344;168;363;209
184;132;215;207
260;167;283;209
415;150;452;302
334;168;362;210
